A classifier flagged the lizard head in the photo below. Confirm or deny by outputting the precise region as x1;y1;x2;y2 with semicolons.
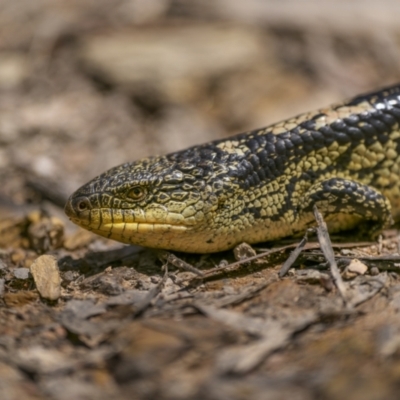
65;150;238;252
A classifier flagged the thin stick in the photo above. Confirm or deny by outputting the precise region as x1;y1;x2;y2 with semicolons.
278;230;310;277
158;251;204;277
313;205;349;306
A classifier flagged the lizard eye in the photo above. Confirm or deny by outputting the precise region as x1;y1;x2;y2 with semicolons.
127;186;147;201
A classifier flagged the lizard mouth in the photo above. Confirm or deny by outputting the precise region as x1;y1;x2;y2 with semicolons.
87;222;190;248
85;221;188;240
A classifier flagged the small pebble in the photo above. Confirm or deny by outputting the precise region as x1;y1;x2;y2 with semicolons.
150;276;161;284
370;267;380;276
233;242;257;261
370;245;378;254
30;255;61;301
62;270;80;283
13;268;30;280
340;249;352;256
347;259;368;275
342;259;368;280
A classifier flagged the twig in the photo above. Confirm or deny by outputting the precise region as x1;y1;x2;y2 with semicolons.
278;230;311;277
303;253;400;263
313;205;349;306
190;240;375;282
158;251;204;277
256;240;374;252
194;244;298;281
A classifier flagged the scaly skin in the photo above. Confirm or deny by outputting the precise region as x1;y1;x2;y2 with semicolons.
65;84;400;253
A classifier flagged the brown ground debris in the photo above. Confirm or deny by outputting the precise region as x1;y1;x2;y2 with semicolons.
2;1;400;399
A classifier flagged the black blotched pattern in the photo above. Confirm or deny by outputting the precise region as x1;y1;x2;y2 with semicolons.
77;84;400;201
194;85;400;192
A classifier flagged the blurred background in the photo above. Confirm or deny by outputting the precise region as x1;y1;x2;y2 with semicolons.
1;0;400;209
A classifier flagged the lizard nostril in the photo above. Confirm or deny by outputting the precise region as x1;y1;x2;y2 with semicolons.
77;200;88;211
66;196;91;216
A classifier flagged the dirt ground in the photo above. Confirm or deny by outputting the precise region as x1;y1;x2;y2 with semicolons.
2;1;400;399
